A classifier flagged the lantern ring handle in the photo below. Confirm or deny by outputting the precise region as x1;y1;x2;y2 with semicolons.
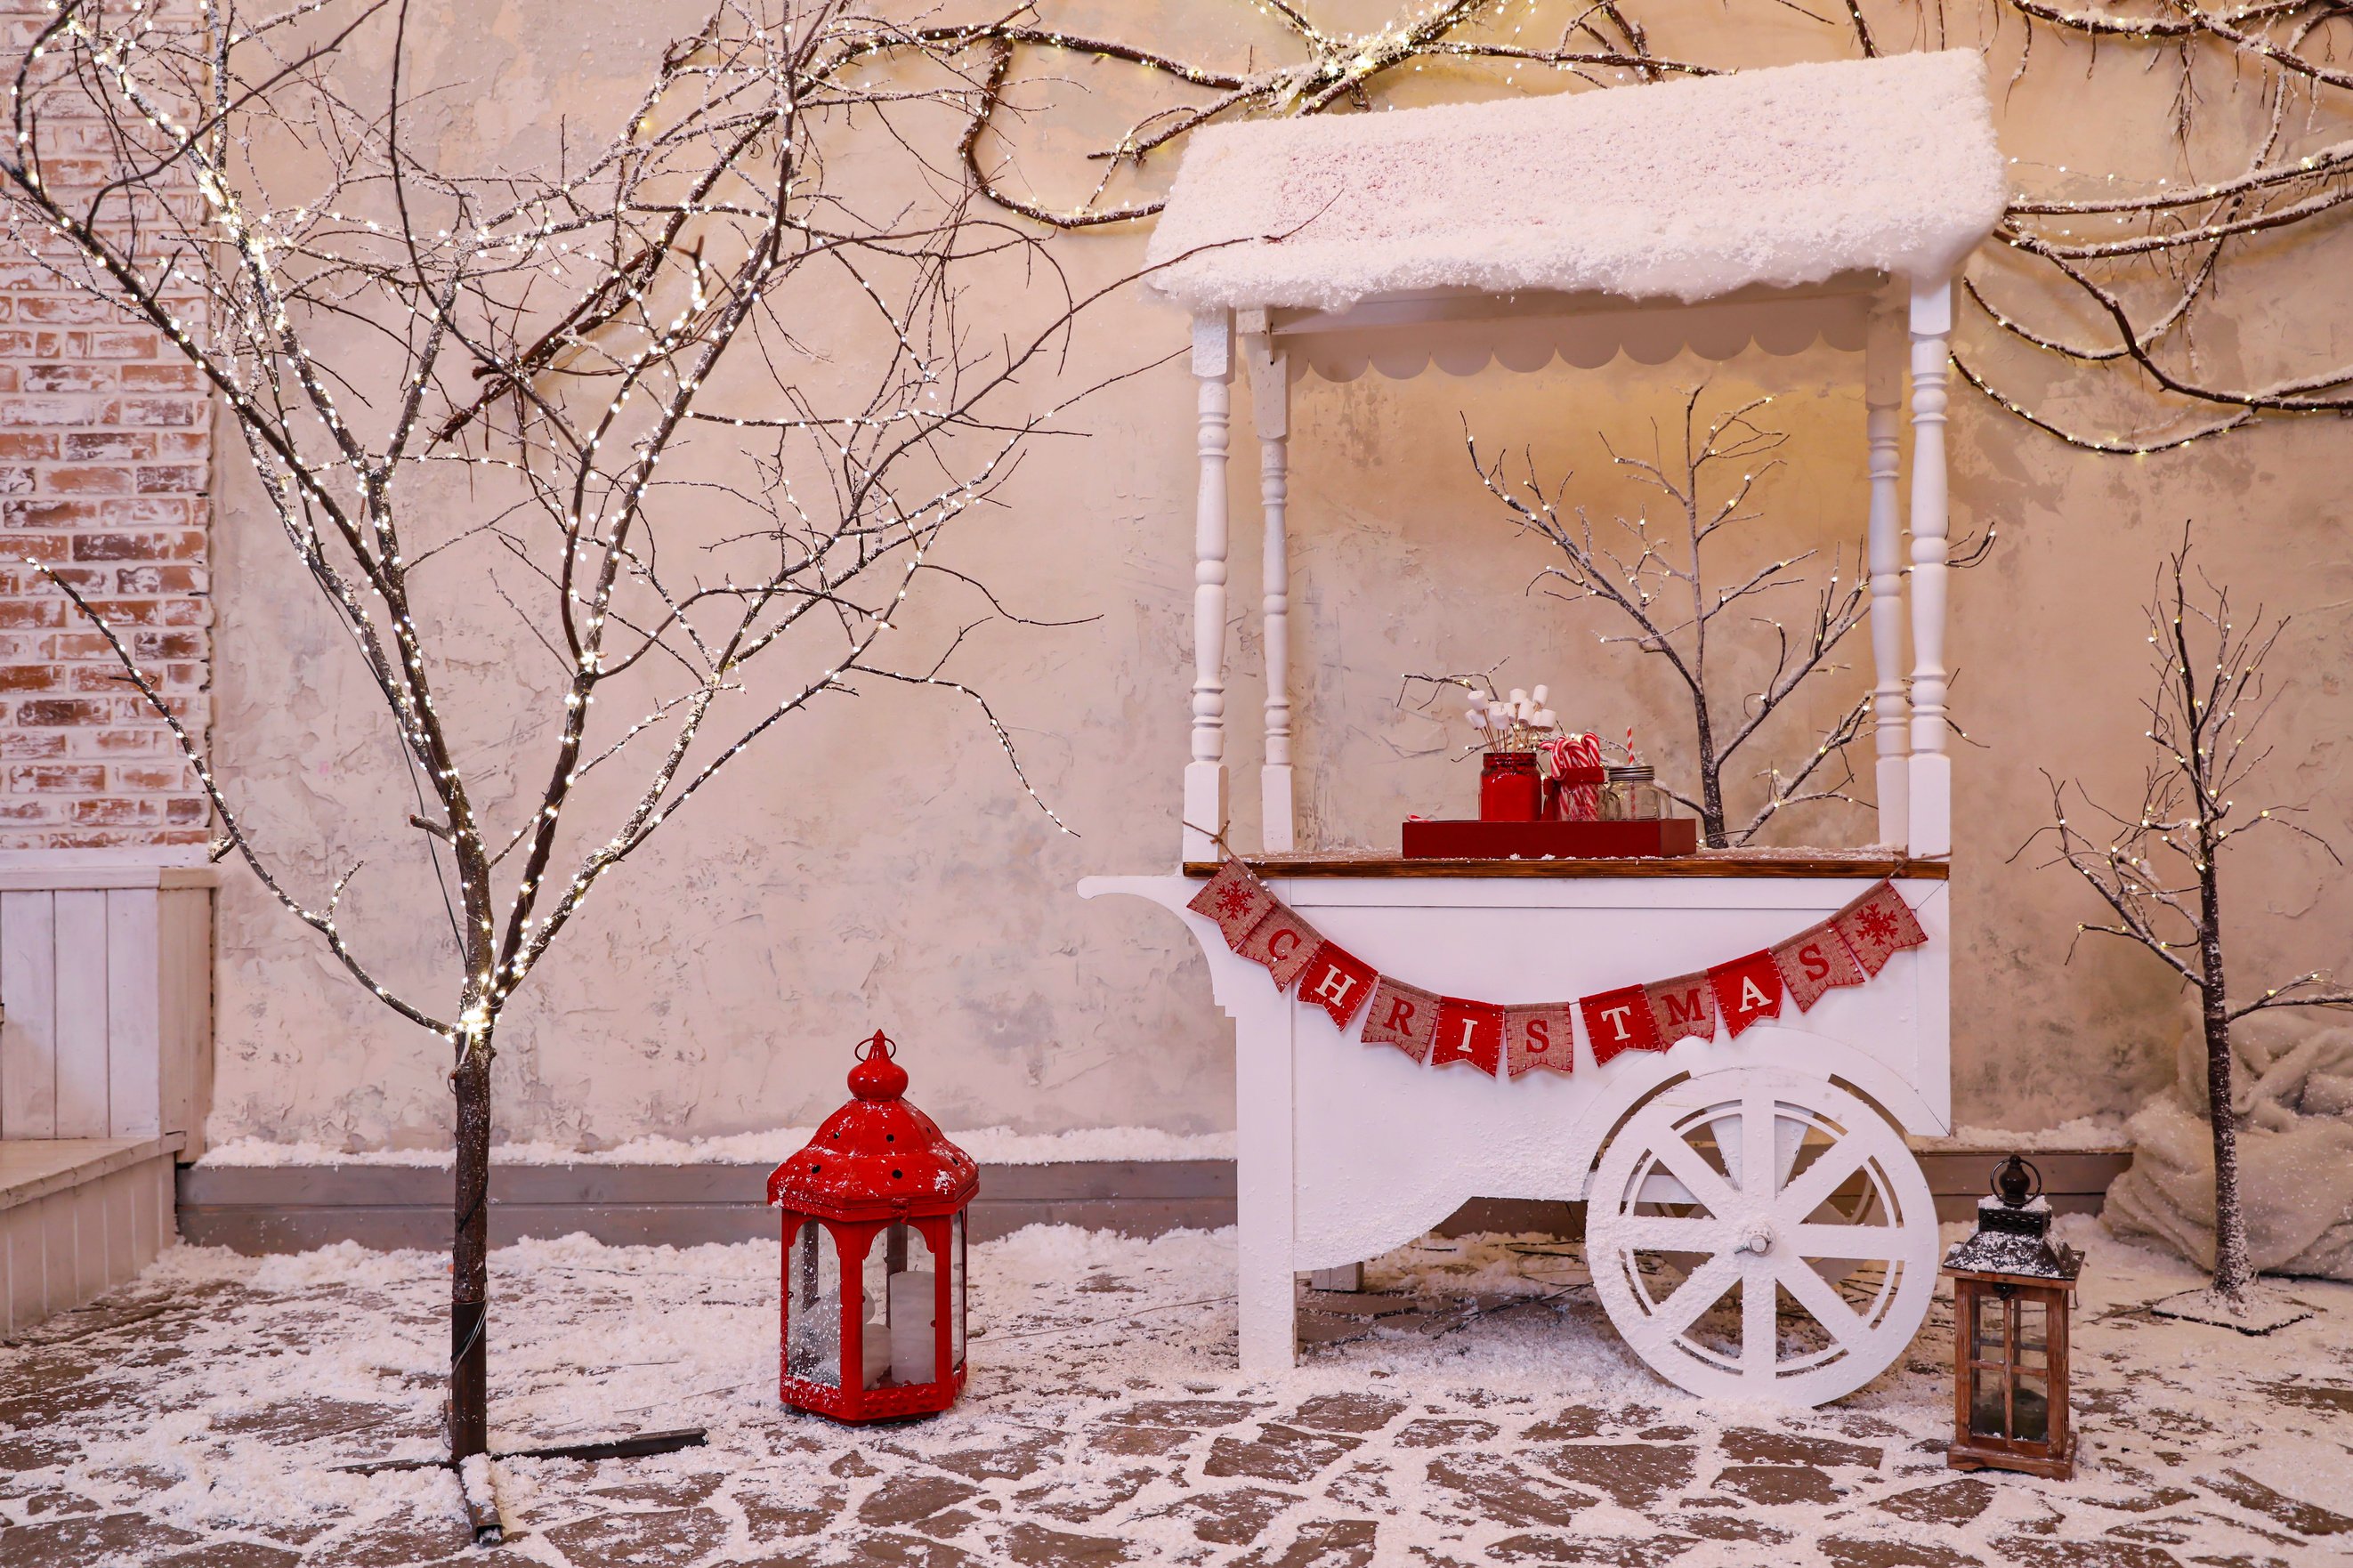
1989;1152;2042;1205
855;1030;898;1063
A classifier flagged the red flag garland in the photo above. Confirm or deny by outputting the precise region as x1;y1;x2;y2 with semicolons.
1707;950;1786;1037
1773;922;1867;1011
1430;998;1505;1075
1581;985;1662;1065
1645;973;1718;1047
1832;880;1929;975
1362;976;1441;1063
1236;903;1321;990
1502;1003;1576;1079
1296;942;1377;1030
1185;856;1928;1084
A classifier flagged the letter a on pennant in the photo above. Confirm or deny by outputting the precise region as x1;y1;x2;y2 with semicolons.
1236;901;1321;990
1831;879;1929;976
1429;998;1504;1077
1185;859;1274;952
1579;985;1662;1067
1772;920;1866;1011
1708;950;1785;1037
1295;942;1376;1030
1361;976;1439;1064
1644;973;1718;1047
1502;1003;1577;1079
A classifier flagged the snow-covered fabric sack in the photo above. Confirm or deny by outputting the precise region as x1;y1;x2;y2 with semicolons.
2103;1014;2353;1280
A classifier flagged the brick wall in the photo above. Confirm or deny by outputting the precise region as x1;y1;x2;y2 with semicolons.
0;8;212;852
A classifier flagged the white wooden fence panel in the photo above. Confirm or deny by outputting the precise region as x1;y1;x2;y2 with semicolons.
106;892;162;1139
1;892;57;1138
53;891;110;1139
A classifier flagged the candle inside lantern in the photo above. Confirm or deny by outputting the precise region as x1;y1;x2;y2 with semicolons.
890;1270;937;1382
858;1289;893;1386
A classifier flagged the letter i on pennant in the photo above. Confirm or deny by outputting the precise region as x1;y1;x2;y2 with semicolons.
1296;942;1377;1030
1430;998;1504;1076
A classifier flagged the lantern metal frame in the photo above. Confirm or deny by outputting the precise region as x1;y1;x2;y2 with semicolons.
770;1033;977;1423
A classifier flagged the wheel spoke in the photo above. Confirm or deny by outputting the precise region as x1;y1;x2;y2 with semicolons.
1776;1256;1867;1351
1646;1133;1740;1216
1742;1268;1777;1375
1786;1221;1901;1262
1609;1214;1731;1253
1741;1090;1778;1200
1648;1252;1741;1341
1776;1131;1870;1220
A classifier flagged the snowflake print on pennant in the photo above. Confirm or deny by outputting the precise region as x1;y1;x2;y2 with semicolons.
1186;859;1276;952
1831;880;1928;976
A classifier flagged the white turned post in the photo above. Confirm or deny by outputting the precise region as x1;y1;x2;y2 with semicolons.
1184;311;1234;864
1905;278;1953;860
1242;313;1295;854
1864;304;1910;851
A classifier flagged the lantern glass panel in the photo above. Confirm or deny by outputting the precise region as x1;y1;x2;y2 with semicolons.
1969;1369;2008;1438
950;1211;966;1371
2014;1298;2049;1370
859;1232;893;1390
884;1222;938;1386
1970;1292;2005;1362
787;1221;841;1388
2012;1372;2051;1443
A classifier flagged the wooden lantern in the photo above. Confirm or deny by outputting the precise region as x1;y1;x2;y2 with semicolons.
768;1032;978;1423
1941;1155;2082;1479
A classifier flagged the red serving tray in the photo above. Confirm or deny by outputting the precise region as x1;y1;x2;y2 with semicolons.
1401;818;1701;860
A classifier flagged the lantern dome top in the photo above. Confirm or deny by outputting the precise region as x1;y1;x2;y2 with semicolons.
1941;1155;2082;1283
768;1033;978;1221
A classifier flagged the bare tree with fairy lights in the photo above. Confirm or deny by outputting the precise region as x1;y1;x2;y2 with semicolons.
1468;389;1880;850
0;0;1126;1475
867;0;2353;455
2026;529;2350;1312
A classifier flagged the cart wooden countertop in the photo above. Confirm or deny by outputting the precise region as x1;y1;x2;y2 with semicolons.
1182;850;1950;880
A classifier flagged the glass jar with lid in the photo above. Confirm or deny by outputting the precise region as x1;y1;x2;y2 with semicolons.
1601;764;1664;820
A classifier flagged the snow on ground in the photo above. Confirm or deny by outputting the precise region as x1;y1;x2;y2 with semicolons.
196;1125;1237;1168
2;1218;2348;1566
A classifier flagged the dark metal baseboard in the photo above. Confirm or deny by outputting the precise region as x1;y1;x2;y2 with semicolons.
174;1148;2128;1254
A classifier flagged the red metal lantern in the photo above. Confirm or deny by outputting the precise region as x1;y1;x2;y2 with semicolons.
768;1032;978;1421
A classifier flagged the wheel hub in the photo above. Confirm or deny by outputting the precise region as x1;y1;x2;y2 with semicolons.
1736;1221;1775;1257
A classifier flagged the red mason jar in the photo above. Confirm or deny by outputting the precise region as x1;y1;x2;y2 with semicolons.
1478;751;1542;821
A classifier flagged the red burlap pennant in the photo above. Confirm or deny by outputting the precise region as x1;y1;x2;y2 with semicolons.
1773;921;1867;1011
1235;902;1321;990
1581;985;1662;1066
1831;879;1928;976
1502;1003;1577;1079
1709;950;1785;1037
1185;859;1274;951
1645;973;1718;1047
1296;942;1377;1030
1429;998;1504;1077
1361;977;1440;1063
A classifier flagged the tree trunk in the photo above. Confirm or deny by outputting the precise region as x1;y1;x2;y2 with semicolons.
449;1043;494;1460
1693;706;1727;849
2195;854;2252;1301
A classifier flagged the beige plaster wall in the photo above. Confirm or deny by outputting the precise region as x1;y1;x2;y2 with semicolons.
206;2;2352;1151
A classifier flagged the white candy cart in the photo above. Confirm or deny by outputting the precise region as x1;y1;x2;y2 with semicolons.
1083;53;2003;1405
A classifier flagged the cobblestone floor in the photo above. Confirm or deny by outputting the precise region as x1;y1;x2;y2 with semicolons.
1;1221;2347;1566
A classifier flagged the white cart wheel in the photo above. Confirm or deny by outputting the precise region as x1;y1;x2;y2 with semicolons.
1586;1066;1938;1407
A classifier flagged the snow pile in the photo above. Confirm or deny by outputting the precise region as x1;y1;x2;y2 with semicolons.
198;1124;1236;1168
2106;1013;2353;1280
1144;52;2007;312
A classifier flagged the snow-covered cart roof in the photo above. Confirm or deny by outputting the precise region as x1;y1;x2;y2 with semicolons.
1144;51;2006;319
